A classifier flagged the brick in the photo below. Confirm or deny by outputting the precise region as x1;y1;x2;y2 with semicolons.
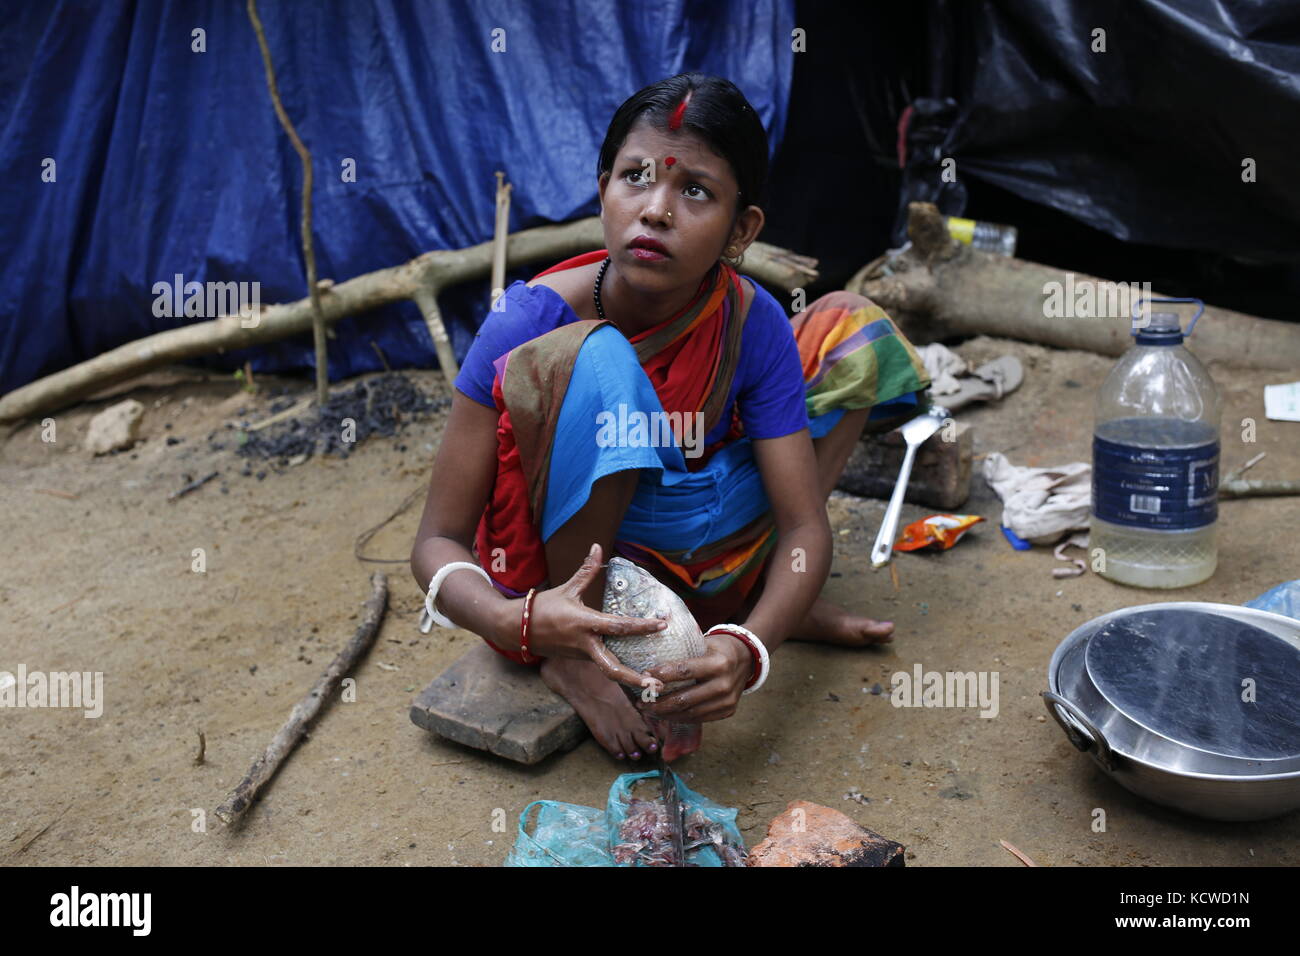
838;421;972;510
409;642;586;765
746;800;906;867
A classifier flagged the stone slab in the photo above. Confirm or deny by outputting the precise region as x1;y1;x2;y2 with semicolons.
410;642;587;765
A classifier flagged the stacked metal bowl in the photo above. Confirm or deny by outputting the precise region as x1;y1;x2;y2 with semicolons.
1044;602;1300;821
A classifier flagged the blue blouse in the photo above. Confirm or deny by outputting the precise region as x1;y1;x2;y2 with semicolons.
452;278;811;445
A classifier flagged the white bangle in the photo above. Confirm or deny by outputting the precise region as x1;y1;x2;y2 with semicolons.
419;562;492;633
707;623;770;695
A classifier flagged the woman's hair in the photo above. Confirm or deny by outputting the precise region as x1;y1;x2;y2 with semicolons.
597;73;769;214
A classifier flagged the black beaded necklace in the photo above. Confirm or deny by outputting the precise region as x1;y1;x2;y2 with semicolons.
596;255;726;337
592;256;612;326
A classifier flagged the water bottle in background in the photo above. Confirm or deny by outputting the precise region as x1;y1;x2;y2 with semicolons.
1091;298;1221;588
945;216;1018;256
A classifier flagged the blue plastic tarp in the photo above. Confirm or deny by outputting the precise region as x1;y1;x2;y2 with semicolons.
0;0;794;395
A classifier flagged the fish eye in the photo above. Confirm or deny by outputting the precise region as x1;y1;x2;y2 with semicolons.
615;579;626;590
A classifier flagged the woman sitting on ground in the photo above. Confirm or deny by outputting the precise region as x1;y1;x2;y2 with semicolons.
410;72;930;763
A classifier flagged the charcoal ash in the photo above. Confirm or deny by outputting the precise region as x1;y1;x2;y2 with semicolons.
218;373;450;465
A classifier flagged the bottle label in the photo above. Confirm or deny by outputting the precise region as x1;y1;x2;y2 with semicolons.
946;217;976;244
1092;436;1219;529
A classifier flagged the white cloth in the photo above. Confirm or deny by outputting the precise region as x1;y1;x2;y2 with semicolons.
982;452;1092;545
917;343;969;396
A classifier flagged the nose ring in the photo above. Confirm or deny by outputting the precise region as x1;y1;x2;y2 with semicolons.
666;212;672;221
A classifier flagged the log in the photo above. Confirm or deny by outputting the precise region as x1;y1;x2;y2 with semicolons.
0;219;818;423
848;203;1300;372
214;573;388;826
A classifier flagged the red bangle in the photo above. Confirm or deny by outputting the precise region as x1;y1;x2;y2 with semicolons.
710;624;762;690
519;588;538;664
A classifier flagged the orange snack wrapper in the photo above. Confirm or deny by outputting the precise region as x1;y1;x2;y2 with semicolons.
894;513;984;553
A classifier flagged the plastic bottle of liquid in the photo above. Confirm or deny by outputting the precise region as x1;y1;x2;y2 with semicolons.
945;216;1018;256
1091;298;1221;588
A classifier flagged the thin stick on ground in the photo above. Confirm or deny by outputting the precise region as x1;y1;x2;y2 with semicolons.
247;0;329;407
1221;451;1267;487
214;573;389;826
34;488;78;500
11;804;71;857
168;471;219;501
244;395;313;433
999;839;1038;867
48;596;84;615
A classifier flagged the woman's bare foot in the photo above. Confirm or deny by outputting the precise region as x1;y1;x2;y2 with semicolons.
788;596;894;646
540;656;659;761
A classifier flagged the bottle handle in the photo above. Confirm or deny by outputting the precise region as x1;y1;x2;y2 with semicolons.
1132;296;1205;337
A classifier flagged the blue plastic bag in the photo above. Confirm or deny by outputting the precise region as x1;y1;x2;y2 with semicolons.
1245;580;1300;623
505;800;610;867
505;770;744;867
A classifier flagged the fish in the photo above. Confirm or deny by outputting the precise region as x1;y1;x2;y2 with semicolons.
601;556;705;762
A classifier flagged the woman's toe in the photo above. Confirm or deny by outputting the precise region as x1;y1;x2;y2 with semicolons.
631;726;658;755
615;730;640;760
864;619;895;642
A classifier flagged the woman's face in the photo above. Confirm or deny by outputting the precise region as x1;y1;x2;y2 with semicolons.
597;118;763;295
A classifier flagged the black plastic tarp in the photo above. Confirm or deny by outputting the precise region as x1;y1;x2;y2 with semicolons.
896;0;1300;264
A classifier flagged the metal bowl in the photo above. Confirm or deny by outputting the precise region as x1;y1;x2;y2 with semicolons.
1044;601;1300;821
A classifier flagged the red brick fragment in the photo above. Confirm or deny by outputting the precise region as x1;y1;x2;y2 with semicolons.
746;800;906;867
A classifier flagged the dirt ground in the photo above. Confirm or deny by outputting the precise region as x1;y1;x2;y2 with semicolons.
3;335;1298;867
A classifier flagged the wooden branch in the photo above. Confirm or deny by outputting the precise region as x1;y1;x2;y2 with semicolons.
0;218;817;423
1220;479;1300;498
848;202;1300;371
214;573;388;826
244;395;313;432
167;470;219;501
412;286;459;382
248;0;329;406
491;172;512;309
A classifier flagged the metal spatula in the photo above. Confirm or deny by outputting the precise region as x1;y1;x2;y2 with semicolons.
870;406;950;568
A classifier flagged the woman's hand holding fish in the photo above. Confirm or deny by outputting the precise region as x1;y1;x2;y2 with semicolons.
527;543;670;689
640;632;754;723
